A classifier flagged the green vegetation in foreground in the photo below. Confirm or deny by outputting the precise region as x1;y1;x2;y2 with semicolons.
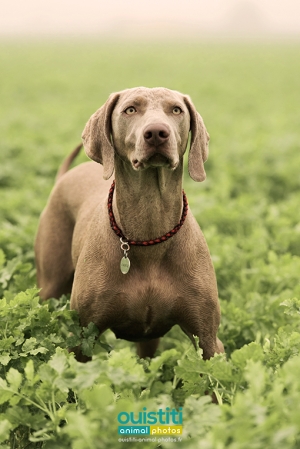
0;40;300;448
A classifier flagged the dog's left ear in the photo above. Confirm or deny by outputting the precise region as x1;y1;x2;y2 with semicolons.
82;92;120;180
184;95;210;182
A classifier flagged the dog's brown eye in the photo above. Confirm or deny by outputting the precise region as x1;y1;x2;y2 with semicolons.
172;107;182;115
124;106;137;115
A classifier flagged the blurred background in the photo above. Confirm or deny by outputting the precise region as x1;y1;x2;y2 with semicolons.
1;0;300;40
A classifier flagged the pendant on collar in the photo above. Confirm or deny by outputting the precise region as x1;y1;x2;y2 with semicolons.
107;180;188;274
120;238;130;274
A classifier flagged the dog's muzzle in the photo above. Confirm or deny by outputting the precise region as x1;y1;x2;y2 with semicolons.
132;122;178;170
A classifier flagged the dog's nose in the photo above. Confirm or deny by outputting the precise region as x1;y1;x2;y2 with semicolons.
143;124;170;146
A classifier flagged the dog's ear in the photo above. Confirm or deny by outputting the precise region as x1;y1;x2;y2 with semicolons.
82;93;120;180
183;95;210;182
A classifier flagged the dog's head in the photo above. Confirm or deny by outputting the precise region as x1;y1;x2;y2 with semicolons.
82;87;209;182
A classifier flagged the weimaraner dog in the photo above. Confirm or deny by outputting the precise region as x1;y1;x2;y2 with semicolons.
35;87;224;361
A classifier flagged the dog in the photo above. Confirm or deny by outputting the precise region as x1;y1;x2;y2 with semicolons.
35;87;224;361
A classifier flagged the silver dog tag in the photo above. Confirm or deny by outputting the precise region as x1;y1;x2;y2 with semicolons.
120;256;130;274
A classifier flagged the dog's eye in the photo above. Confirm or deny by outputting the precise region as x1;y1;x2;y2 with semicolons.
172;107;182;115
124;106;137;115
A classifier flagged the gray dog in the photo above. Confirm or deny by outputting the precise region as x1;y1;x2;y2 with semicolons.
35;87;224;361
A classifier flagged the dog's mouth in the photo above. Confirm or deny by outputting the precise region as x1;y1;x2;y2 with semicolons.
132;153;178;170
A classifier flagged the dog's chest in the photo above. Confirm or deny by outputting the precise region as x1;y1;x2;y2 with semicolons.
73;233;204;341
79;256;184;340
108;276;180;341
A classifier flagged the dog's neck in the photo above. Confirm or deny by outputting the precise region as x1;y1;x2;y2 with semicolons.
112;157;184;242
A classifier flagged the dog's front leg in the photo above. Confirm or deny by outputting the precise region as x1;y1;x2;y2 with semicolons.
70;345;93;363
136;339;160;359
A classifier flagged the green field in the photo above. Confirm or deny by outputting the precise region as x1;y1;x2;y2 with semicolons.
0;40;300;448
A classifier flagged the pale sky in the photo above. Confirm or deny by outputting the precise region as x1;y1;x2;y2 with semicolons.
1;0;300;38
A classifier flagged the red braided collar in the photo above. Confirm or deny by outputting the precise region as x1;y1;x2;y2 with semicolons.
108;181;188;246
